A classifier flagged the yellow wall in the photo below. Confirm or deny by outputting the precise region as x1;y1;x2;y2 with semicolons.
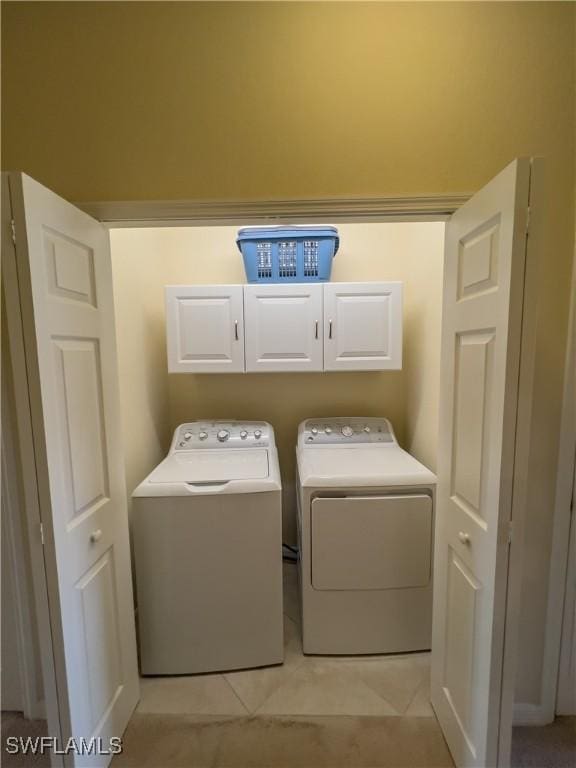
110;229;172;514
3;1;575;710
1;2;573;205
110;222;444;541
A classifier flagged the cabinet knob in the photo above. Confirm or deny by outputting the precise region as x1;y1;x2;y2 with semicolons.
90;529;103;544
458;531;471;545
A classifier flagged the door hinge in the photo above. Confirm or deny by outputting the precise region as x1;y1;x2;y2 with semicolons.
525;206;531;237
10;218;16;245
39;522;45;546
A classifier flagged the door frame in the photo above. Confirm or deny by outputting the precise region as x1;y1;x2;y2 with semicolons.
2;174;64;767
1;365;45;720
548;237;576;718
5;171;573;756
556;451;576;715
499;159;544;738
508;197;576;725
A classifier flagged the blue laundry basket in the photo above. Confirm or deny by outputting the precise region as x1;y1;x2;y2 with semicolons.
237;226;339;283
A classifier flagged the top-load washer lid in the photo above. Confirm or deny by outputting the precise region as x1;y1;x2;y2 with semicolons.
132;421;281;497
147;448;269;484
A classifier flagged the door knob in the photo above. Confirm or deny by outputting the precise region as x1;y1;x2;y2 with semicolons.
90;529;103;544
458;531;471;545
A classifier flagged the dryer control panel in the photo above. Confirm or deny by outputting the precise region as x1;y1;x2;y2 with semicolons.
299;417;396;446
171;421;272;450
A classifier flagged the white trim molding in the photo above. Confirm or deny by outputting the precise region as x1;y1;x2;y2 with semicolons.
77;194;470;227
552;243;576;717
556;464;576;715
511;165;575;728
2;173;64;762
1;418;46;720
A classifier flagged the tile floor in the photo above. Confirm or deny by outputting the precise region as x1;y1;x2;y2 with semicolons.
137;563;434;719
115;563;452;767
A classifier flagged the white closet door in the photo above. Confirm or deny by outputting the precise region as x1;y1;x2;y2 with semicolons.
431;159;532;768
323;282;402;370
166;285;245;373
7;173;139;767
244;284;323;372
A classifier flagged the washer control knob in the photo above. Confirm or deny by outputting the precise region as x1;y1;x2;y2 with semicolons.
324;426;333;434
198;431;208;441
184;431;193;440
254;429;262;440
363;426;371;433
217;430;230;442
341;425;354;437
311;427;318;436
179;441;187;447
240;430;248;439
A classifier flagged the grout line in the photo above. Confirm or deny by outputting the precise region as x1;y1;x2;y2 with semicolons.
403;681;424;716
221;674;251;715
132;710;438;721
251;662;306;716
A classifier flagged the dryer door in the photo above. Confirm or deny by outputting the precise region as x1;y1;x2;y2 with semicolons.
311;494;432;590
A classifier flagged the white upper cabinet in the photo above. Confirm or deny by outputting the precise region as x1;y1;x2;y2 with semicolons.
323;282;403;371
244;284;323;372
165;285;245;373
165;283;402;373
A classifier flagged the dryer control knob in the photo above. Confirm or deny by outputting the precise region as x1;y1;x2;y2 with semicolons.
311;427;318;435
198;431;208;441
217;430;230;442
341;425;354;437
325;427;333;434
254;430;262;439
240;430;248;439
363;426;371;433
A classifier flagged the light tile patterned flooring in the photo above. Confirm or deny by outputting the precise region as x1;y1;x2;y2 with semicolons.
138;563;434;719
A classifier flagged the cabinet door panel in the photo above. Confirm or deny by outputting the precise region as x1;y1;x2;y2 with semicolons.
324;282;402;370
166;285;244;373
244;284;323;372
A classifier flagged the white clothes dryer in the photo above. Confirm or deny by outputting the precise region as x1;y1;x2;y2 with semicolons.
296;417;436;655
133;421;283;675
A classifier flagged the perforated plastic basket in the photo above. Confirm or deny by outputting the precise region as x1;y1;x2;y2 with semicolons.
237;226;339;283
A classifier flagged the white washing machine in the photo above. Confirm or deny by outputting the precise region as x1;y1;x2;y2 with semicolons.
296;417;436;655
133;421;283;675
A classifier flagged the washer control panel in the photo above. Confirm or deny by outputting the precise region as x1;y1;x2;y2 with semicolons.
300;417;395;446
172;421;272;450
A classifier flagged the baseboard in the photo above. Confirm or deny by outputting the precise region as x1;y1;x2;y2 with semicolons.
513;702;554;726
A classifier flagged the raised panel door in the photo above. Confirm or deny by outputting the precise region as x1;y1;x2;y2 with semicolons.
323;282;402;370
